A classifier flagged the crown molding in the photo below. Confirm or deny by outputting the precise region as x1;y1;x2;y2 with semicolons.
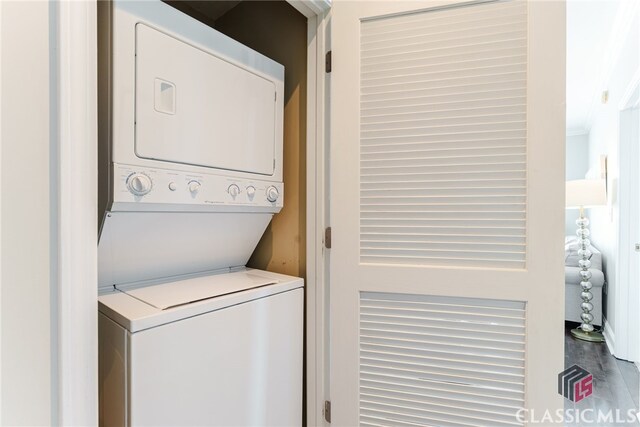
583;0;640;132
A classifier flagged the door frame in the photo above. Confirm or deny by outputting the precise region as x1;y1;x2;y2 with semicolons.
55;1;99;424
288;2;332;425
58;0;331;425
613;66;640;364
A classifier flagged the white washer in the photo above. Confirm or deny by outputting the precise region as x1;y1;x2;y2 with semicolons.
99;269;303;427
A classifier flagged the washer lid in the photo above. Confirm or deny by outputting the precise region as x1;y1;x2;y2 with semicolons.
116;270;277;310
99;269;303;333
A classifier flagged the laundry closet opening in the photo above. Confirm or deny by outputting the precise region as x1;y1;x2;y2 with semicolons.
165;0;308;280
96;1;310;424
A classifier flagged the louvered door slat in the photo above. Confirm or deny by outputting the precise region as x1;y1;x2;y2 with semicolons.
360;292;526;426
360;0;527;268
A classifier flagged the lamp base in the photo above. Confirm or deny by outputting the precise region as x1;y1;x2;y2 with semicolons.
571;327;605;343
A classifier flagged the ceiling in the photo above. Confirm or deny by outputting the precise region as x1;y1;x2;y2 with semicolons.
566;0;622;134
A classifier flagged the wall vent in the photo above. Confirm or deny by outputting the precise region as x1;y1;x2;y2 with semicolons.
359;292;526;427
359;0;528;268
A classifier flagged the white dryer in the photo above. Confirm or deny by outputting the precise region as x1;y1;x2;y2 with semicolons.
99;269;303;426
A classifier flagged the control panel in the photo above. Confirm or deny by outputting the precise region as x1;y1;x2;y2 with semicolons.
112;163;284;211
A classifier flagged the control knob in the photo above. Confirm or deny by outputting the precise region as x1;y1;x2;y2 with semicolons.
188;180;201;194
228;184;240;198
127;173;152;196
246;186;256;199
266;186;279;202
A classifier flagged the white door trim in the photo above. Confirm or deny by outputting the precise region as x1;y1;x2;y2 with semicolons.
307;13;331;427
55;0;99;424
58;0;331;424
289;1;331;425
0;2;3;421
615;67;640;363
288;0;331;18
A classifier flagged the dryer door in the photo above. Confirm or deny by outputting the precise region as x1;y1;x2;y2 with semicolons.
134;23;279;176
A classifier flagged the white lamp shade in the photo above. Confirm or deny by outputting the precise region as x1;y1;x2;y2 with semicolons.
566;179;607;209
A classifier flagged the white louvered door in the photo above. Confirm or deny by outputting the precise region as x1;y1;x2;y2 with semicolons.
329;1;565;425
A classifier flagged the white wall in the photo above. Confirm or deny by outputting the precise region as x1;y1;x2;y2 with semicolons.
565;133;589;235
0;1;55;424
585;10;639;335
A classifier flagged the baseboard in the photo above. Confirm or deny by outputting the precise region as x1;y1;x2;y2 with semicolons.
603;319;616;356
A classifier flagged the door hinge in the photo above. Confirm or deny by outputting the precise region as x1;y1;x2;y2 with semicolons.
324;400;331;423
325;50;332;73
324;226;332;249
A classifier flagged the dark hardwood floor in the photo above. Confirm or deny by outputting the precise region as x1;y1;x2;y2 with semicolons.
564;323;640;426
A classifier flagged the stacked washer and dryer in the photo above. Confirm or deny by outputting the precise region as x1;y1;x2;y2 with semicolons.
97;2;303;426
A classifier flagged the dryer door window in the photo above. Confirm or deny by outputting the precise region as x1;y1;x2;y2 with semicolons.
135;24;277;176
